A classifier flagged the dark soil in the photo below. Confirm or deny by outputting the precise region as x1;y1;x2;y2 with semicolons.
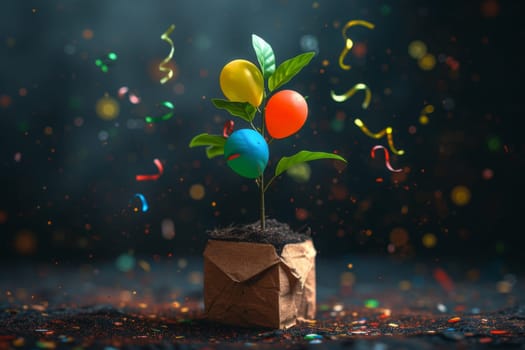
208;219;311;254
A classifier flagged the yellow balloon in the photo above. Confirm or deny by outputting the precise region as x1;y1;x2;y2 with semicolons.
219;59;263;107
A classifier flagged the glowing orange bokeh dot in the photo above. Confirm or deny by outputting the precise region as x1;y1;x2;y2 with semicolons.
0;210;7;224
352;42;368;58
0;94;12;108
82;29;94;40
14;230;37;255
481;0;500;17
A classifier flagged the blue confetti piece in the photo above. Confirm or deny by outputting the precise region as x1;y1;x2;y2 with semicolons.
134;193;149;212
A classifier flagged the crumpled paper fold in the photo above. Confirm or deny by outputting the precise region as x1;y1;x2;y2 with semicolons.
204;239;316;329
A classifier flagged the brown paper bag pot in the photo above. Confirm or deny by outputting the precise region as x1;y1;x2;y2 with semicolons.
203;239;316;329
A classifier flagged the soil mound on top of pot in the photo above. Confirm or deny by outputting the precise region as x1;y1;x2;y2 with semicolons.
208;219;311;254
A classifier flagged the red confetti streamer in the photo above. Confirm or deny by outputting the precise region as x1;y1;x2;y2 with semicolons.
223;120;234;138
136;158;164;181
433;267;455;293
370;145;402;172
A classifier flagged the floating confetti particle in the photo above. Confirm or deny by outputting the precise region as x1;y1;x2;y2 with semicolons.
354;118;386;139
136;158;164;181
159;24;176;84
304;334;322;340
433;267;455;293
223;120;234;138
117;87;141;104
419;104;433;124
330;83;371;109
448;316;461;323
338;20;375;70
95;95;119;120
450;185;471;206
408;40;427;59
354;119;405;155
134;193;149;212
145;101;174;123
94;52;117;73
370;145;402;172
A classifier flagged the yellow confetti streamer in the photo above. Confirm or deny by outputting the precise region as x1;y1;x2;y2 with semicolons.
159;24;176;84
338;20;375;70
354;118;405;155
386;127;405;155
330;83;371;109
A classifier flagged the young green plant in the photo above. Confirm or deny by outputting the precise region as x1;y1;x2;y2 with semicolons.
190;34;346;230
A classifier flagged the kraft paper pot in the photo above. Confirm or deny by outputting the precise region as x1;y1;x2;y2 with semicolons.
203;239;316;329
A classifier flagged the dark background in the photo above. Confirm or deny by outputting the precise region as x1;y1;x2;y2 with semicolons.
1;0;522;263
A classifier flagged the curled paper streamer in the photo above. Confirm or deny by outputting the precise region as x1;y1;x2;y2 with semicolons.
338;20;375;70
386;127;405;155
330;83;371;109
159;24;176;84
370;145;402;172
354;119;405;155
134;193;149;212
354;118;386;139
223;120;234;138
136;158;164;181
145;101;174;123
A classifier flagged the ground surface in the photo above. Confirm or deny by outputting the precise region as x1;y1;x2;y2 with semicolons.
1;255;524;349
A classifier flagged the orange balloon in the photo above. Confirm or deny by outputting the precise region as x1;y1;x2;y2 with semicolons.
265;90;308;139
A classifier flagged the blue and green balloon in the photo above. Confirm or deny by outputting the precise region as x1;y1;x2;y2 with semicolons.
224;129;269;178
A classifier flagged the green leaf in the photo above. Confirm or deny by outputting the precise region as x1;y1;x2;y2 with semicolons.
211;99;256;123
189;134;225;159
275;150;347;177
252;34;276;79
189;133;226;148
205;145;224;159
268;52;315;92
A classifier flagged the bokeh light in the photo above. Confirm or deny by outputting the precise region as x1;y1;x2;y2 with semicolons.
286;163;311;183
408;40;427;59
13;230;37;255
95;95;119;120
189;184;205;200
116;253;135;272
389;227;409;247
450;185;471;206
161;218;176;240
422;233;437;248
418;53;436;70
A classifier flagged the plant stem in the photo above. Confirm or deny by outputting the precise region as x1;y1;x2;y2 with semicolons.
259;100;266;231
260;174;265;231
